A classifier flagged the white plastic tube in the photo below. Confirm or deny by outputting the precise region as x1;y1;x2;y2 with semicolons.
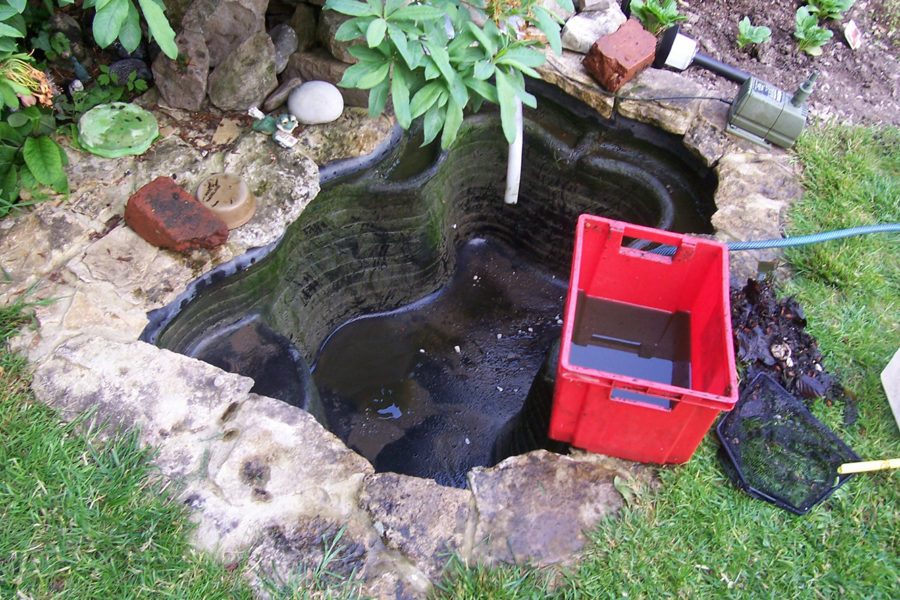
504;97;523;205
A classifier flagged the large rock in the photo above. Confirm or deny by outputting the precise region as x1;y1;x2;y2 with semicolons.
292;108;395;165
284;50;369;107
288;80;344;124
269;23;298;74
616;68;703;135
124;176;229;252
151;31;210;111
263;76;304;112
468;451;632;566
561;3;626;54
317;10;358;64
360;473;472;579
290;3;318;51
182;0;268;67
208;32;279;111
537;50;615;119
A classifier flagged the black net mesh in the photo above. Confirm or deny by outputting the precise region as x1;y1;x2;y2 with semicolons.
717;373;859;514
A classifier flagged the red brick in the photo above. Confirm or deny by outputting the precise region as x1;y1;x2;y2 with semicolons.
583;19;656;92
124;176;228;252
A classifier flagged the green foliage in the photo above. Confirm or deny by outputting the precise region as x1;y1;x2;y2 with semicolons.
736;16;771;49
795;6;834;56
30;28;70;61
0;105;67;217
0;0;27;55
324;0;573;149
807;0;856;21
81;0;178;59
628;0;687;35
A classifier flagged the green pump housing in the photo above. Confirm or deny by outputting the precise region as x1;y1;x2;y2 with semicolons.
726;72;818;149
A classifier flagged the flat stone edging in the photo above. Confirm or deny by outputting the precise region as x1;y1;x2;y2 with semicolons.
0;60;802;598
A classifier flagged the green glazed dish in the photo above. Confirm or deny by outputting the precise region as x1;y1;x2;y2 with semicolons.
78;102;159;158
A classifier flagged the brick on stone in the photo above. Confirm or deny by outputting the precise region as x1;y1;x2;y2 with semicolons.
582;18;656;93
124;176;228;252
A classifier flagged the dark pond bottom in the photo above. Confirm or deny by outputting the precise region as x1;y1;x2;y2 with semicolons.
313;237;566;487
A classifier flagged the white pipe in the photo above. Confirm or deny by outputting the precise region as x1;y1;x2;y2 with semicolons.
504;97;523;205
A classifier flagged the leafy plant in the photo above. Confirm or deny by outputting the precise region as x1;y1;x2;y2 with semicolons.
0;105;68;217
807;0;856;21
628;0;687;36
794;6;834;56
324;0;573;149
736;16;771;49
30;28;70;62
81;0;178;59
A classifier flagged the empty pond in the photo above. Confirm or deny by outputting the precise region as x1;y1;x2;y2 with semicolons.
143;86;717;487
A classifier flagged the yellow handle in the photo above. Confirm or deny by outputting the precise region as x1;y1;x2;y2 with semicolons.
837;458;900;474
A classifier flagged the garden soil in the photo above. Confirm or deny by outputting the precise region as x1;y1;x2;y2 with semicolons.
672;0;899;126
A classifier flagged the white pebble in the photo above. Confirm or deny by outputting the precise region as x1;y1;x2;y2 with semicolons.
465;437;470;445
419;348;425;354
496;333;502;340
497;386;504;392
454;345;461;353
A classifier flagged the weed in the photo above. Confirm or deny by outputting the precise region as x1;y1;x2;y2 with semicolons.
736;16;772;49
628;0;687;35
795;6;834;56
807;0;856;21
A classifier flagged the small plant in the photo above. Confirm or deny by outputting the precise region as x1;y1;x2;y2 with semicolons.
807;0;856;21
736;16;771;49
628;0;687;36
325;0;573;149
30;29;71;62
794;6;834;56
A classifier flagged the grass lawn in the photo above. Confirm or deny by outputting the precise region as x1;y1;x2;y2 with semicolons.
0;125;896;599
0;300;254;598
436;125;900;598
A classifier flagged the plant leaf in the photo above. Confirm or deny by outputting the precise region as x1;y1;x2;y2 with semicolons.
0;81;17;110
391;5;445;21
391;63;412;129
495;69;518;145
466;21;496;56
440;96;463;149
348;44;388;62
117;0;142;53
357;61;390;89
136;0;177;59
531;6;561;55
23;136;63;186
425;40;456;87
8;0;26;13
335;17;366;41
6;112;30;128
473;60;494;81
421;102;445;146
387;24;415;68
464;77;498;104
366;17;387;47
368;77;389;117
324;0;376;17
409;81;443;118
93;0;130;48
0;21;25;38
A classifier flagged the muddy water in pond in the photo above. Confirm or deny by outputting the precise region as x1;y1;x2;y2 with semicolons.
313;237;566;487
569;294;691;389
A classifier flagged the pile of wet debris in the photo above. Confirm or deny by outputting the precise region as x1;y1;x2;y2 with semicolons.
730;279;858;425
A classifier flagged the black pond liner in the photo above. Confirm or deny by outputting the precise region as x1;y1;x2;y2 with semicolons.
717;373;859;514
141;82;718;487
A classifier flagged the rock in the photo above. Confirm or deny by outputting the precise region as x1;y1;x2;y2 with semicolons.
163;0;194;28
616;68;703;135
317;10;357;64
269;23;298;74
284;50;369;107
124;176;229;252
468;451;634;566
683;98;736;167
540;0;574;21
208;32;279;111
262;76;304;111
290;3;318;51
182;0;268;68
561;3;626;54
287;80;344;124
582;18;656;92
537;50;615;119
152;31;210;111
77;102;159;159
359;473;471;579
108;58;152;85
292;108;395;165
577;0;616;10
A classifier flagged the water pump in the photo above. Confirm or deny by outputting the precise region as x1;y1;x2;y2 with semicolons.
654;26;818;149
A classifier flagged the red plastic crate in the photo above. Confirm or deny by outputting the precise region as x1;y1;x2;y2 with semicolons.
549;215;738;464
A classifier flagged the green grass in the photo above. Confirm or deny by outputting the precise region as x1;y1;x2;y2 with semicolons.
0;300;253;599
435;125;900;597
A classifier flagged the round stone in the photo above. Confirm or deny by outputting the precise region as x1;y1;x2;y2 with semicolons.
77;102;159;158
287;81;344;125
196;173;257;229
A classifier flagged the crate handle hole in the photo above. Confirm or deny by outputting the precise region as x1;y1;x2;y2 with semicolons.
611;388;674;411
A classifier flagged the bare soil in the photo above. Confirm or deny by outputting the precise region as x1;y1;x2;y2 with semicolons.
672;0;899;125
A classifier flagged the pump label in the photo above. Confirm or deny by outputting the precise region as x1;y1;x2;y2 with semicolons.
753;80;784;104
